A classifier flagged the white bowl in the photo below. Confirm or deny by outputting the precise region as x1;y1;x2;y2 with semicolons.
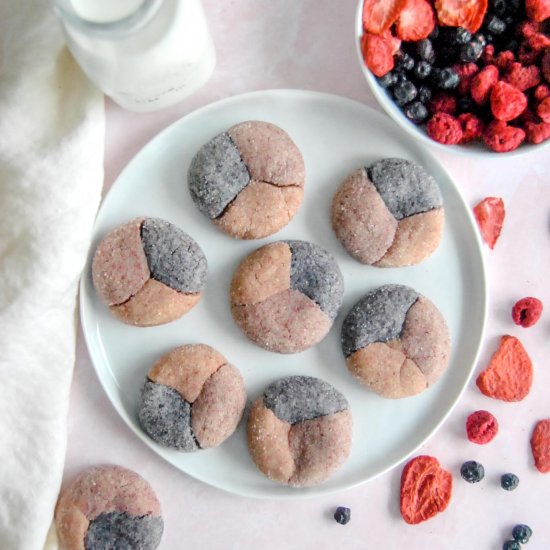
354;0;550;159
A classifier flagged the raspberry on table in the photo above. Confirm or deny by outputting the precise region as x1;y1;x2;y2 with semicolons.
426;112;463;144
512;297;543;327
490;81;528;121
466;410;498;444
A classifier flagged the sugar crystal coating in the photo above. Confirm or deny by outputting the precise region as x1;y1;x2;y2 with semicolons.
286;240;344;321
187;132;250;219
367;158;442;220
263;376;348;424
341;284;418;357
138;380;198;452
85;511;163;550
141;218;207;294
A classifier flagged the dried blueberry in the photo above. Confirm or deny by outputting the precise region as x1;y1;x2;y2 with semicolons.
413;61;432;80
460;460;485;483
485;15;506;35
416;39;435;63
404;101;428;124
393;80;417;106
378;72;398;89
512;524;532;544
500;473;519;491
503;541;521;550
418;85;432;104
333;506;351;525
395;51;415;72
453;27;472;45
460;41;484;63
432;68;460;90
472;33;487;47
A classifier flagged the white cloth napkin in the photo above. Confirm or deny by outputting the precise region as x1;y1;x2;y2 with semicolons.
0;2;105;549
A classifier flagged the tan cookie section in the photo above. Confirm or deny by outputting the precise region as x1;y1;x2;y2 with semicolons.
247;399;352;487
346;298;450;399
55;465;161;550
331;169;444;267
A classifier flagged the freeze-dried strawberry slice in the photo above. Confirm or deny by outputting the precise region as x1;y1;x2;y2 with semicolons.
363;0;408;34
400;455;452;525
435;0;488;33
526;0;550;22
361;32;395;77
395;0;435;41
476;335;533;402
531;419;550;473
473;197;505;249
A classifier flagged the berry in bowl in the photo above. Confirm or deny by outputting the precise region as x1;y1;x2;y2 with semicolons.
356;0;550;155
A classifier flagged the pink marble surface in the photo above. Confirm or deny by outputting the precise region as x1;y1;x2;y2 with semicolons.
64;1;550;548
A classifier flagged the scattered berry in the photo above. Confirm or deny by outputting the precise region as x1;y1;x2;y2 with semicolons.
404;101;429;123
503;541;521;550
512;524;533;544
418;85;432;103
458;113;484;142
395;50;415;72
476;335;533;402
536;96;550;122
428;92;457;115
496;50;516;71
393;79;418;105
395;0;436;41
453;62;479;95
433;67;460;89
483;120;526;152
490;81;528;121
533;83;550;101
333;506;351;525
481;43;496;65
414;60;433;80
471;65;499;104
525;121;550;143
400;455;452;524
426;112;463;144
460;460;485;483
473;196;505;249
466;410;499;444
500;473;520;491
460;40;484;62
512;297;543;328
503;63;541;91
378;71;398;88
485;14;506;35
531;419;550;473
416;38;435;63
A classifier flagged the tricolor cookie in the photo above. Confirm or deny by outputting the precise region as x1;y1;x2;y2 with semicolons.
55;465;163;550
331;158;444;267
138;344;246;451
230;240;344;353
92;217;207;327
247;376;352;487
188;121;305;239
341;284;450;398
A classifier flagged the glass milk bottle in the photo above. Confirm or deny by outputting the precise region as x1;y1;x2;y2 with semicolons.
54;0;216;112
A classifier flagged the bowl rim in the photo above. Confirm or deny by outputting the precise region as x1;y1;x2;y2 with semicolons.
354;0;550;159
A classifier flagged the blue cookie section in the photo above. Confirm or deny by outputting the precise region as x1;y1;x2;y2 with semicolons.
187;132;250;219
341;284;419;358
85;511;163;550
141;218;207;294
263;375;348;424
138;380;199;452
367;158;442;220
286;240;344;321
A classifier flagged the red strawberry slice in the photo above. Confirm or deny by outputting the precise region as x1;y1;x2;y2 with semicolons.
395;0;435;41
361;32;395;77
526;0;550;22
435;0;488;33
473;197;505;249
363;0;408;34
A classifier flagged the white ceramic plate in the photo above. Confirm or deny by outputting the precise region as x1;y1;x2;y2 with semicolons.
80;89;487;498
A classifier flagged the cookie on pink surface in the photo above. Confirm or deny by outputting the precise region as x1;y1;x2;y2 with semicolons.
331;158;444;267
341;284;450;398
188;121;305;239
230;240;344;353
55;465;163;550
247;376;352;487
92;217;207;327
138;344;246;452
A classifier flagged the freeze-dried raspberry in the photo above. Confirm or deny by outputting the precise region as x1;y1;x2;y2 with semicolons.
453;63;479;95
519;41;541;65
536;97;550;122
426;112;463;144
531;419;550;473
483;120;526;152
490;81;528;121
503;63;541;91
458;113;484;143
517;21;539;38
534;84;550;101
543;50;550;84
400;455;452;524
476;335;533;402
481;44;495;66
528;33;550;52
471;65;499;105
428;93;457;115
526;121;550;143
526;0;550;22
512;297;544;327
361;32;395;77
466;410;499;444
473;196;505;248
496;51;516;71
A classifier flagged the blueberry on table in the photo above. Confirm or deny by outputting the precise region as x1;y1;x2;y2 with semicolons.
377;72;398;89
460;460;485;483
512;524;532;544
333;507;351;525
503;541;521;550
432;68;460;90
393;80;418;106
460;41;484;63
500;473;519;491
404;101;428;124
